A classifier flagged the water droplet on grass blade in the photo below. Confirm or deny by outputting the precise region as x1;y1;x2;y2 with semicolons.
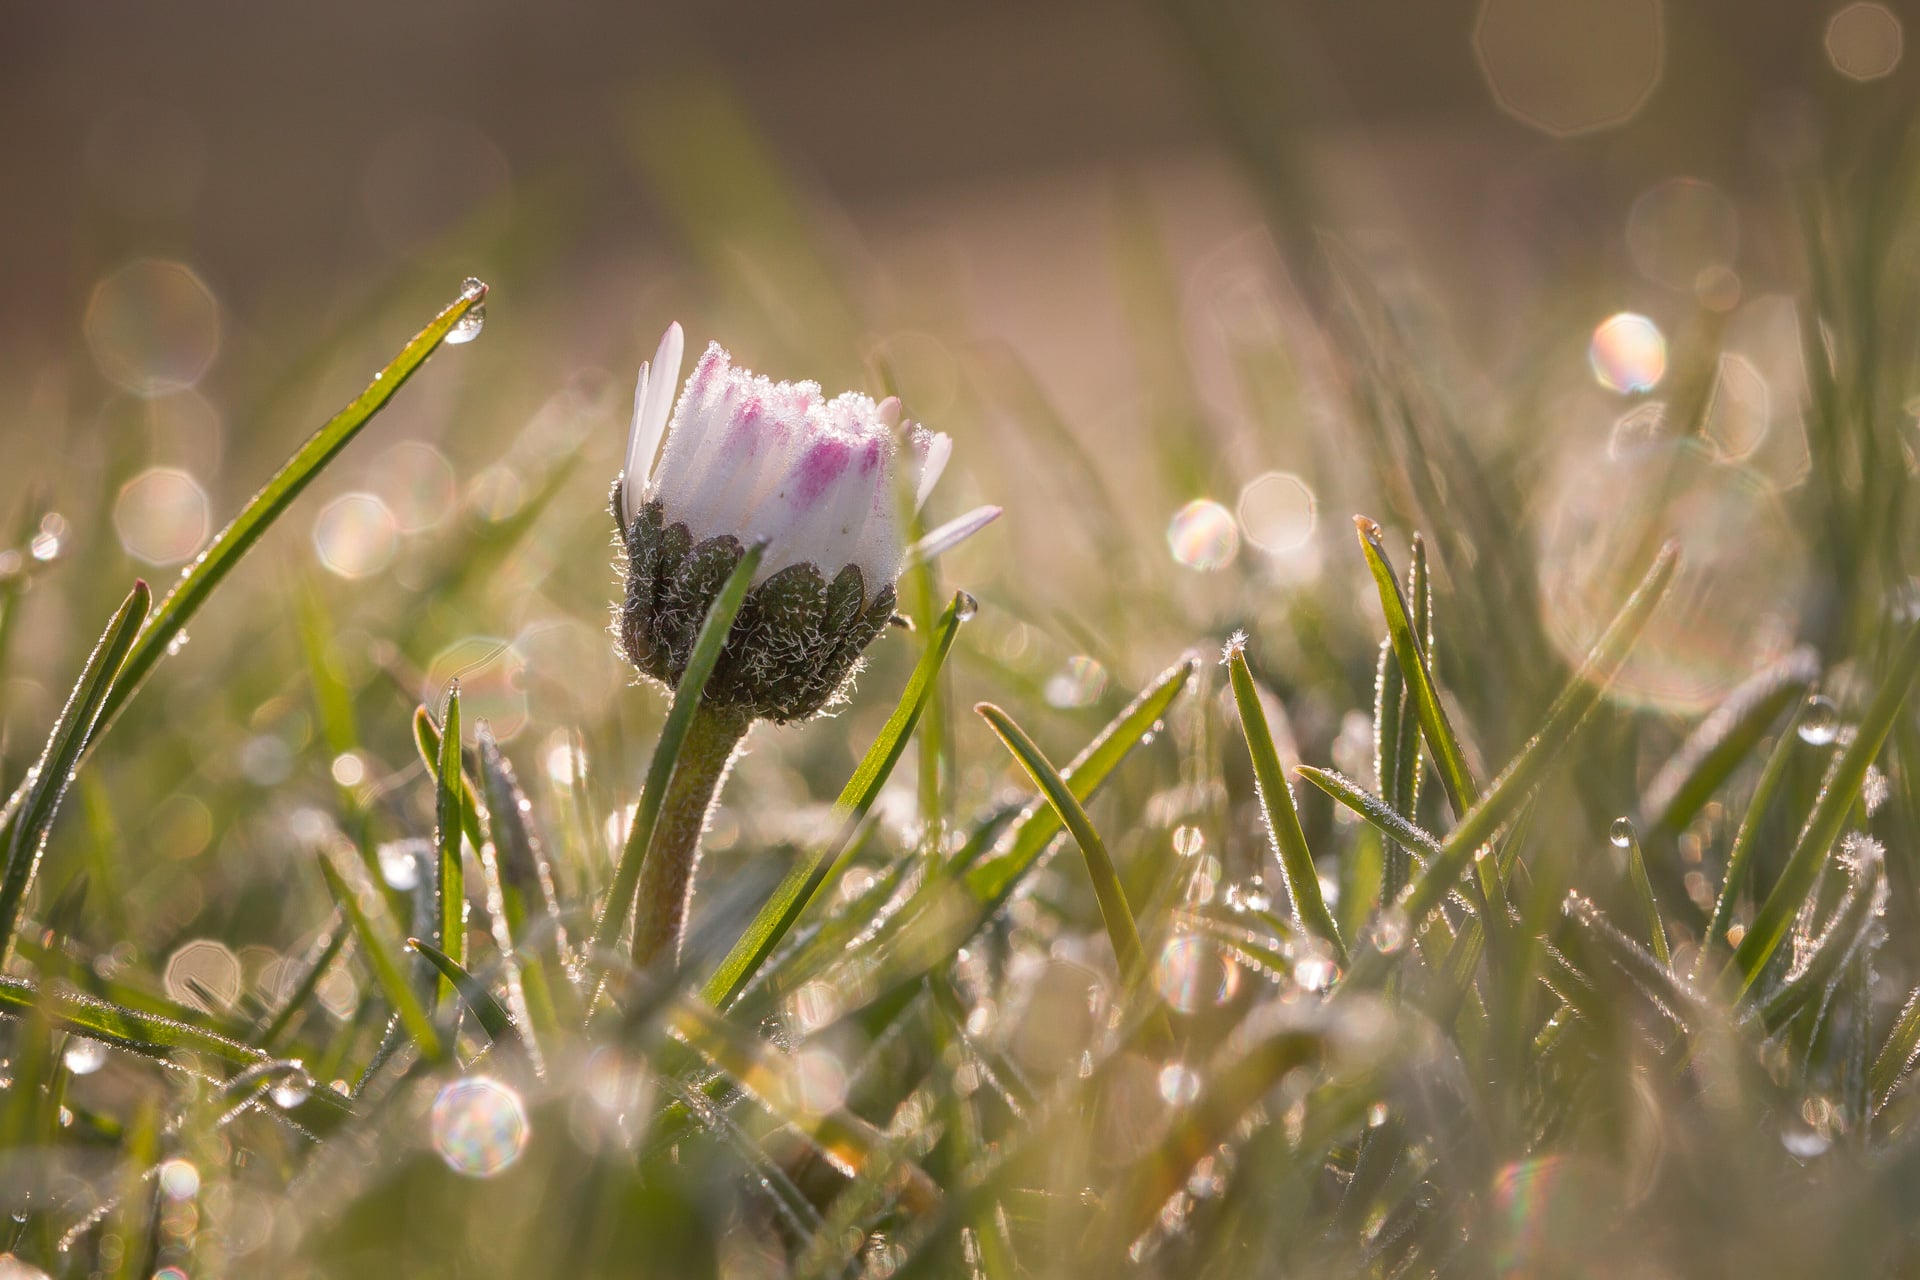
953;590;978;621
1609;816;1635;848
61;1038;107;1076
1799;695;1838;745
445;277;487;344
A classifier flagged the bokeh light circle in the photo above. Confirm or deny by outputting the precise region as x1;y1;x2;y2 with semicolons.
1826;3;1903;80
84;259;222;397
1589;313;1667;393
1153;934;1243;1014
430;1076;529;1177
313;493;399;578
114;467;211;565
1536;440;1807;713
1473;0;1665;137
164;939;242;1013
1237;471;1317;552
1167;499;1240;571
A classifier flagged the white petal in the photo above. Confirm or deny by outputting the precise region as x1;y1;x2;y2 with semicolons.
902;504;1002;569
622;321;684;514
912;430;952;514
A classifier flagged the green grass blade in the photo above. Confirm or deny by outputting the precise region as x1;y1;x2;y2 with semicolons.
1374;535;1430;904
414;705;485;852
1705;699;1811;952
701;589;970;1010
964;657;1196;904
1639;647;1817;833
407;938;514;1041
258;918;349;1048
1616;819;1671;967
1368;543;1680;978
432;684;465;1006
92;281;486;742
315;853;445;1064
590;541;766;959
1353;517;1478;818
0;580;149;962
474;723;572;1037
1225;640;1345;963
1731;621;1920;996
1297;765;1443;866
976;703;1167;1045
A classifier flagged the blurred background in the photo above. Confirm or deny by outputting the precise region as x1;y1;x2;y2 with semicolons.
0;0;1915;1048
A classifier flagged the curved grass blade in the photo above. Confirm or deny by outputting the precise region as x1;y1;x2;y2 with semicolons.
591;541;766;961
964;657;1196;904
702;590;970;1010
315;852;444;1064
0;581;149;963
1225;639;1345;962
93;282;487;742
1704;697;1812;952
432;684;465;1006
1731;620;1920;996
1640;647;1818;833
408;938;513;1042
1356;543;1680;985
976;703;1167;1045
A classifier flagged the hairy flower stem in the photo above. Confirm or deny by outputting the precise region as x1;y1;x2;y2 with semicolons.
631;702;751;970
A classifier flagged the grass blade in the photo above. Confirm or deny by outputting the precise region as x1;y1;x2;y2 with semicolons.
1704;697;1811;952
432;683;466;1006
976;703;1168;1044
590;541;766;960
1297;765;1443;866
1639;647;1818;833
1361;542;1680;981
407;937;514;1041
1353;517;1477;818
1616;820;1671;967
0;580;149;962
1732;621;1920;996
414;705;485;852
701;589;970;1009
964;657;1196;904
93;281;487;742
1225;638;1345;962
315;852;444;1064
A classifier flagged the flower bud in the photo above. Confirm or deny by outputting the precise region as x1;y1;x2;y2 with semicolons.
615;326;954;723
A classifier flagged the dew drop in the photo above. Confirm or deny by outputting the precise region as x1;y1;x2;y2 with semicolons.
1799;695;1839;746
1609;816;1635;848
1157;1062;1202;1106
271;1067;314;1110
1366;907;1410;955
445;277;487;345
61;1038;107;1076
953;590;978;621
